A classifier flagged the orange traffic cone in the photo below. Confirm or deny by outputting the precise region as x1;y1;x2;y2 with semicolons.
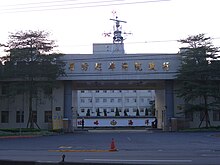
109;138;117;152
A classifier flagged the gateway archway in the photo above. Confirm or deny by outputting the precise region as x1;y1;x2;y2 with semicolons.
71;80;173;130
59;42;181;131
57;15;181;131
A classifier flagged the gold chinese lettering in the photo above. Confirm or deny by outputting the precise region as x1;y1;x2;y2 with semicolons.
109;62;116;70
81;63;89;71
69;63;75;71
134;62;142;71
122;62;128;70
95;63;102;71
162;62;169;71
149;62;156;71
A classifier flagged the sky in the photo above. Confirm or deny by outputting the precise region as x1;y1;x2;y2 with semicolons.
0;0;220;55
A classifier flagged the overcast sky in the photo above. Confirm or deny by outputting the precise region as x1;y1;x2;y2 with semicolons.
0;0;220;55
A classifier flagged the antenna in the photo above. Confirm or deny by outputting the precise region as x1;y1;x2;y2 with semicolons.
102;12;132;54
110;16;127;43
103;11;131;44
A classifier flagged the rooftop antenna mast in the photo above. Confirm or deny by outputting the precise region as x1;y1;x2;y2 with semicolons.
110;14;127;43
102;11;131;54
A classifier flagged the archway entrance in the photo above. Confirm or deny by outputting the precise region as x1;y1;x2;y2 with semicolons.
63;79;174;131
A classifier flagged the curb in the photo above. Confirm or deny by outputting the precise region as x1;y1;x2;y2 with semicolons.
0;135;39;139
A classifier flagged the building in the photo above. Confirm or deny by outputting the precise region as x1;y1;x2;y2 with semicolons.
77;90;155;117
1;16;219;131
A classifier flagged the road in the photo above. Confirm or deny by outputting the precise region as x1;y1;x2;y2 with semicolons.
0;130;220;164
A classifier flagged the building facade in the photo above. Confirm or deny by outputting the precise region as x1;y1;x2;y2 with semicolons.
77;90;155;117
1;17;219;130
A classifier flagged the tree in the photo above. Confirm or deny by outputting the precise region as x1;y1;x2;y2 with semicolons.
103;109;107;116
145;108;148;116
124;109;128;116
115;108;120;116
86;109;91;116
136;108;140;116
176;34;220;128
96;108;100;116
0;30;65;128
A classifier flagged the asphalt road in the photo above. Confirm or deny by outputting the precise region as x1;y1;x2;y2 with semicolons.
0;130;220;165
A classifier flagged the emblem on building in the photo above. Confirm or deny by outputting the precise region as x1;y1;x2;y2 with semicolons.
110;120;117;126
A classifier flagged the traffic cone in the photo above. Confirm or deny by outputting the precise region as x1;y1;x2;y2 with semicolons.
109;138;117;152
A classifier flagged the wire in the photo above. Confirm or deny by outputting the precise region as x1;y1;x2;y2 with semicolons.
58;37;220;49
0;0;171;13
0;0;126;11
1;0;82;7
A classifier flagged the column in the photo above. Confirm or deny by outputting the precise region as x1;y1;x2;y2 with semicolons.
165;80;174;131
64;81;73;132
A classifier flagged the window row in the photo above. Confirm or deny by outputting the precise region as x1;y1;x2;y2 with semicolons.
80;108;148;113
0;111;52;123
80;90;153;93
80;98;148;103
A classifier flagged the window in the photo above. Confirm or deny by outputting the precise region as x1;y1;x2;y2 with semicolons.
81;90;85;93
126;98;129;103
16;111;24;123
88;98;92;103
80;99;85;103
1;111;9;123
103;90;107;93
213;111;220;121
118;98;122;103
81;109;85;113
32;111;37;123
44;111;52;123
95;98;99;103
110;98;114;103
103;98;107;103
133;98;137;102
95;90;99;93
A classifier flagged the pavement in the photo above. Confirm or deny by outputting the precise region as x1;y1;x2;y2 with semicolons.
0;130;220;165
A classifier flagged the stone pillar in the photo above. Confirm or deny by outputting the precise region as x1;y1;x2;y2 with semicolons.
64;81;73;132
165;80;174;131
155;90;165;129
72;90;78;130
